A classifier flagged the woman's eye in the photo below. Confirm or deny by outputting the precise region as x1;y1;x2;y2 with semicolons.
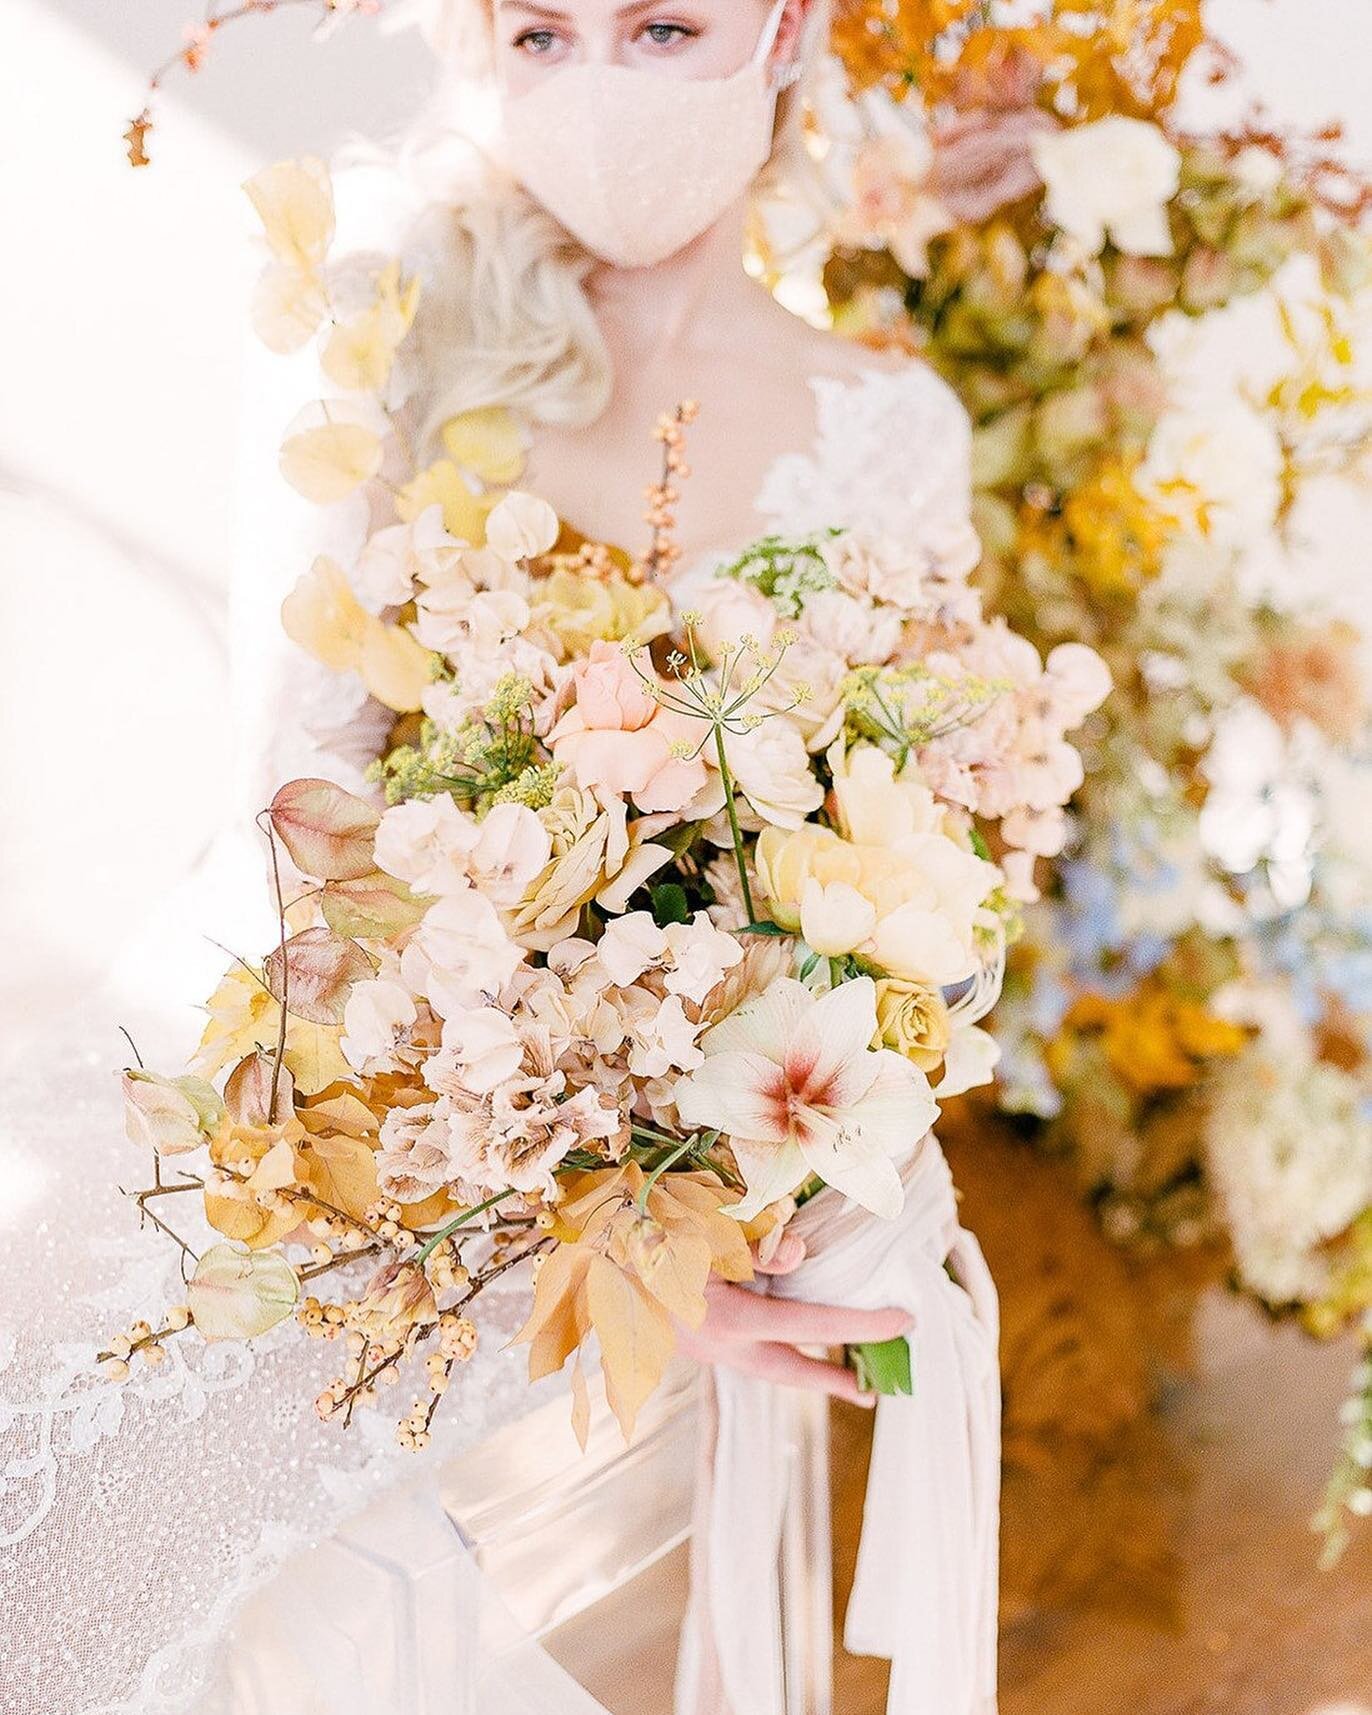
512;27;561;55
640;21;697;49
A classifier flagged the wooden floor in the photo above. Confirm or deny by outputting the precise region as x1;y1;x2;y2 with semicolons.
552;1290;1371;1713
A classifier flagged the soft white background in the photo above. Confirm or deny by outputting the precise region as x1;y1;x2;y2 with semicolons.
0;0;1369;1025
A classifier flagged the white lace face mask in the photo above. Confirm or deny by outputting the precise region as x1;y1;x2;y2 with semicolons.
497;0;792;270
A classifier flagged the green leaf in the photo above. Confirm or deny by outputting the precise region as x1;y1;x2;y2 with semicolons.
740;919;788;937
848;1336;913;1398
650;883;691;927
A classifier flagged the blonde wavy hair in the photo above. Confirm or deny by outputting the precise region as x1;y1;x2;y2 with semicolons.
365;0;834;452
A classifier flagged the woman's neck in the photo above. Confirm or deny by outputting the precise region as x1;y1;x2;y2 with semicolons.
583;201;762;367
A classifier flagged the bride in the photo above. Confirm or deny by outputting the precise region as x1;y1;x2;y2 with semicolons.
322;0;1000;1708
1;3;999;1714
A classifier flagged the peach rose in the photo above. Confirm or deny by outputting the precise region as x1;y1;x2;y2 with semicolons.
548;642;712;815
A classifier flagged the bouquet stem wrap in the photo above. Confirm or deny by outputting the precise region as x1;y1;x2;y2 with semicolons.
677;1135;1000;1715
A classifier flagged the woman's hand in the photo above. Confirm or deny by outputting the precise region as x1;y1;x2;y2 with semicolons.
675;1232;914;1407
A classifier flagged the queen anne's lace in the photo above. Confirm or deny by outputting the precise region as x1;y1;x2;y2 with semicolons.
0;329;978;1715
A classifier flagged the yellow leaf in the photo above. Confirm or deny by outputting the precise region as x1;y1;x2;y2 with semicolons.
619;1211;712;1328
396;1187;458;1232
252;262;329;354
321;870;428;940
585;1256;676;1442
282;1017;352;1095
357;617;435;713
569;1350;591;1452
282;558;436;713
546;1165;635;1245
189;1243;300;1341
282;556;369;671
651;1174;755;1284
193;965;278;1081
247;1136;298;1194
397;460;493;544
514;1243;595;1381
297;1087;377;1139
203;1184;297;1250
244;156;335;275
441;406;528;484
265;925;376;1024
279;420;383;504
224;1051;297;1127
321;261;421;393
294;1130;379;1220
321;316;394;395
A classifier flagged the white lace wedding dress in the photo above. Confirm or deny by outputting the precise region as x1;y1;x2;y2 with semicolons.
0;266;997;1715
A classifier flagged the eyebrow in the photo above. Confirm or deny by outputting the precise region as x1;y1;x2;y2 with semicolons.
497;1;669;18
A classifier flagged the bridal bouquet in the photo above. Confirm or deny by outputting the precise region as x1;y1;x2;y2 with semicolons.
105;158;1108;1446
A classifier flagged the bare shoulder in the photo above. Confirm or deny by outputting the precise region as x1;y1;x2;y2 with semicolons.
749;295;917;383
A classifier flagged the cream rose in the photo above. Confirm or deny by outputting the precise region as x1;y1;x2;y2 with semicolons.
1032;117;1181;257
871;978;952;1072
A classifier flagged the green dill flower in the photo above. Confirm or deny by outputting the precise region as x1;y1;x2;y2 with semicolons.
492;762;562;810
720;530;841;618
371;676;547;808
842;664;1008;766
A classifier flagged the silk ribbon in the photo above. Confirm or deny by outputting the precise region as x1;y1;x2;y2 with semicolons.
677;1133;1001;1715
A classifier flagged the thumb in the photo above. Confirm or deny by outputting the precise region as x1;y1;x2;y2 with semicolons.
754;1231;806;1276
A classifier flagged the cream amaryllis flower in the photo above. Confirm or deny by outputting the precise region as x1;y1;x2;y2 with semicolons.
674;976;938;1222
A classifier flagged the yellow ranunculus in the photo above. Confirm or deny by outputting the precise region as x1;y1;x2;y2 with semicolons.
533;568;672;660
756;747;998;987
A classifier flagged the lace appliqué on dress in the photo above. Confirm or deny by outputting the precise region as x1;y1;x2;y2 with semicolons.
755;365;981;575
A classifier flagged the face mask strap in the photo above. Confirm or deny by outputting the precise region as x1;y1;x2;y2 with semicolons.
752;0;797;83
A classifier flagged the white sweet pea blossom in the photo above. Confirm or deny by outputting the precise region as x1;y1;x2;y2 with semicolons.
674;976;938;1222
485;490;561;563
466;802;553;908
1033;117;1181;257
626;995;707;1080
376;797;549;908
596;911;744;1006
431;1006;524;1095
375;795;480;895
341;979;419;1076
405;889;525;1015
353;504;463;611
660;917;745;1005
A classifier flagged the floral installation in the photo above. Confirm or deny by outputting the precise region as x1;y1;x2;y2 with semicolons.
787;0;1372;1554
103;157;1107;1451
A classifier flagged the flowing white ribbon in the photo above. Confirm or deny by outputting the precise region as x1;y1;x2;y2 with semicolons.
677;1134;1001;1715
